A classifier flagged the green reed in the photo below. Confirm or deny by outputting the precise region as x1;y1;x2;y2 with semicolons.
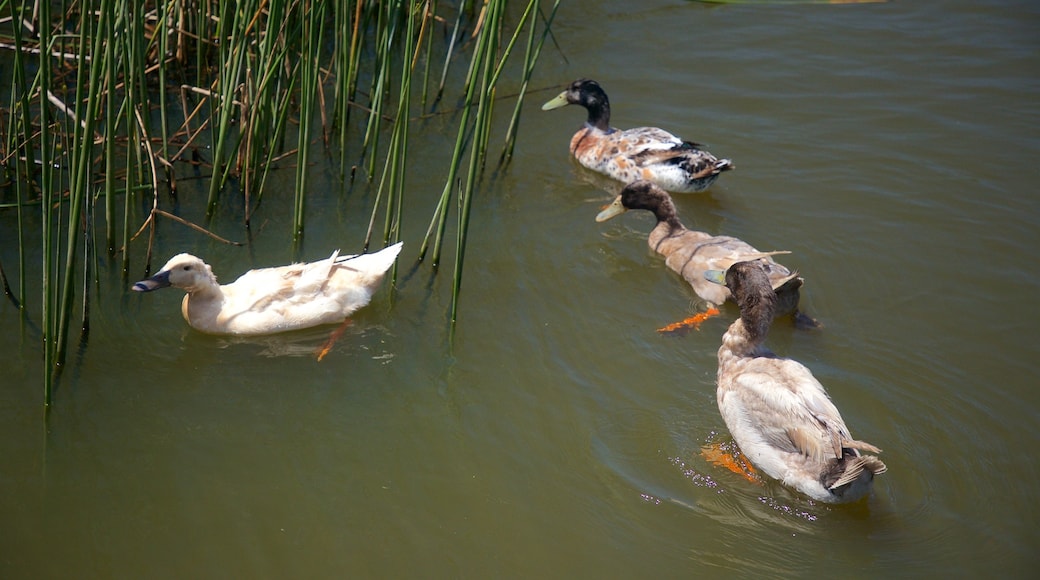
3;0;31;309
332;0;366;174
55;0;104;365
102;0;117;255
364;0;416;253
204;1;248;216
37;0;56;407
500;0;561;164
240;0;297;224
0;0;555;406
293;0;328;240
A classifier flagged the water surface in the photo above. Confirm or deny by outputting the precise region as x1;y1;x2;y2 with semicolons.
2;0;1038;577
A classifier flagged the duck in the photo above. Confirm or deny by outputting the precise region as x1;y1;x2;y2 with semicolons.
541;79;733;193
132;242;403;336
596;180;813;329
705;260;886;503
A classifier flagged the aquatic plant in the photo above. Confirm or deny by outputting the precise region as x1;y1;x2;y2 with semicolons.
0;0;557;407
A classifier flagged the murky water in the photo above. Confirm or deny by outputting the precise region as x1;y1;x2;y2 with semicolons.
3;0;1039;577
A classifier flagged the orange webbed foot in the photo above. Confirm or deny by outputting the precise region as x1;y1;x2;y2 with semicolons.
656;307;721;335
315;319;354;361
701;441;761;485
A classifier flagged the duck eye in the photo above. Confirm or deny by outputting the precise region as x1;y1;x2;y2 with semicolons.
183;265;192;271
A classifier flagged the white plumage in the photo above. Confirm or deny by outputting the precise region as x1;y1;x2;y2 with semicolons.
133;242;403;336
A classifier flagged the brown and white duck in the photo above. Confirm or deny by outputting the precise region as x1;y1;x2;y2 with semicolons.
705;260;886;503
596;180;813;329
542;79;733;193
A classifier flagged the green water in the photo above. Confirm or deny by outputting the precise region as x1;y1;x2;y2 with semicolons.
2;0;1038;577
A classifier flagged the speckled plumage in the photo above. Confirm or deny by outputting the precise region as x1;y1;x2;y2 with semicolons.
542;79;733;193
711;261;886;503
132;242;402;336
597;180;806;319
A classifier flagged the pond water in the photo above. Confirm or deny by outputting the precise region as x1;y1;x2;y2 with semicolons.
2;0;1039;577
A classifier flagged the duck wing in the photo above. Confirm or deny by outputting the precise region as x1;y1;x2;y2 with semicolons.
215;260;322;325
632;142;723;178
227;252;341;302
276;244;401;312
293;250;344;294
215;250;372;332
657;233;793;305
615;127;686;151
721;357;852;463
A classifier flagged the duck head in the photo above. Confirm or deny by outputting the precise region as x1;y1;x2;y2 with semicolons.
596;180;678;223
542;79;611;131
706;261;778;339
133;253;215;293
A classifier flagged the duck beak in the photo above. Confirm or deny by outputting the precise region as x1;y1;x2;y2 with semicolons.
541;90;570;111
704;269;726;285
595;196;627;222
132;270;171;292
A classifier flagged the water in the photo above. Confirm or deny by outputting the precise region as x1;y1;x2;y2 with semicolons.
2;0;1039;576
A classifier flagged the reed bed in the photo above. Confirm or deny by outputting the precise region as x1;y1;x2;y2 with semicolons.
0;0;559;407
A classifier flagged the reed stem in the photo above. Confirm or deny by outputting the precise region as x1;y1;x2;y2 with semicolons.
38;0;56;407
450;0;501;325
294;0;328;240
1;0;556;407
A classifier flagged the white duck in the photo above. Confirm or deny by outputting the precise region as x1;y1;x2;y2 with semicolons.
133;242;403;336
706;260;886;503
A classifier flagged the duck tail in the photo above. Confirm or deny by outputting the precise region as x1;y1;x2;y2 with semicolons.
843;438;883;454
340;242;403;276
828;454;887;491
715;158;735;173
773;273;803;294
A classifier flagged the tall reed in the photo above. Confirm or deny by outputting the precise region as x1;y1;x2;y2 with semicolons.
3;0;32;310
0;0;556;407
293;0;328;240
37;0;57;407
